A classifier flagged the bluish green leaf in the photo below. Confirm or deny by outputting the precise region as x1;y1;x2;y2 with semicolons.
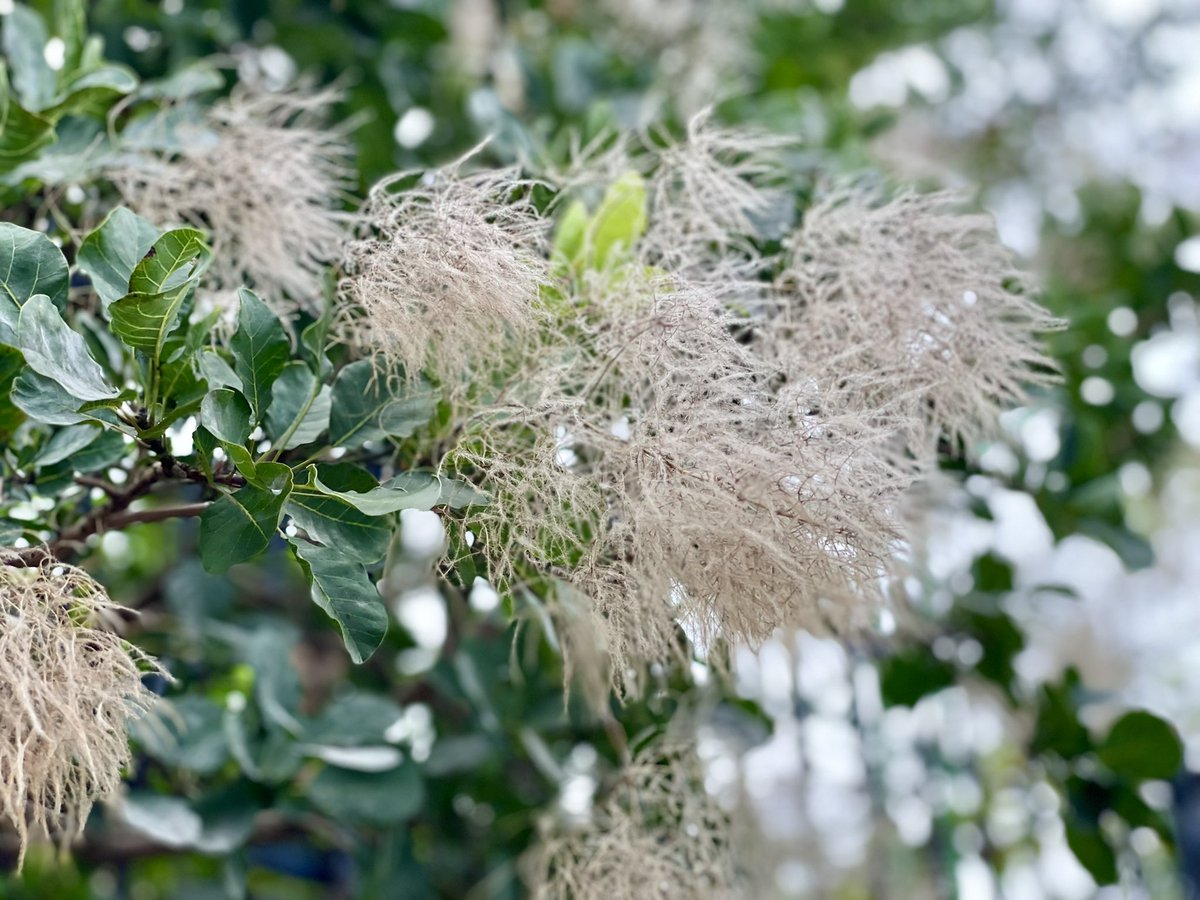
42;64;138;121
310;468;442;516
328;360;392;448
199;476;292;574
379;394;436;439
290;539;389;664
200;388;252;446
266;362;330;450
35;423;101;467
307;759;423;826
76;207;160;310
17;293;118;401
2;6;55;112
1097;710;1183;781
0;222;70;341
285;491;392;565
230;288;288;421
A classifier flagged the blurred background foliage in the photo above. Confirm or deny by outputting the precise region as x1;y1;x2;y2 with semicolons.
3;0;1200;898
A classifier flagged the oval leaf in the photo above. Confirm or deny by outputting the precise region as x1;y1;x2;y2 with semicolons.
290;539;389;664
17;294;118;401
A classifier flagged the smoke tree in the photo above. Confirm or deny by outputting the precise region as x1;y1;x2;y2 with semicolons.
0;1;1187;896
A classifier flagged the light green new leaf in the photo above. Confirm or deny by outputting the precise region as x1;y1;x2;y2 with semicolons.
590;171;647;270
76;207;160;309
0;222;70;342
266;362;330;450
200;389;252;446
199;476;292;575
42;64;139;121
310;469;442;516
230;288;289;421
18;294;118;401
290;539;389;664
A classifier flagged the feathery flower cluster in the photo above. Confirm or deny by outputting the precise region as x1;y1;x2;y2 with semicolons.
773;187;1059;457
114;86;352;316
343;117;1054;698
0;563;163;868
340;152;550;386
526;743;737;899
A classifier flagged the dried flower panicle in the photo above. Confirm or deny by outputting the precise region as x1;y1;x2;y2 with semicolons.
0;563;164;868
354;115;1054;699
114;85;352;316
526;743;738;900
774;187;1060;458
340;150;551;387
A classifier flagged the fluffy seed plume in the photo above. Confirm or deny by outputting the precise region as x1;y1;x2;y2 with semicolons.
525;743;738;899
437;116;1053;697
114;85;352;315
339;148;550;387
0;562;163;868
773;186;1059;458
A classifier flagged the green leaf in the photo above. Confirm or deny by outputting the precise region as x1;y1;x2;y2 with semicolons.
879;650;956;707
310;469;442;516
379;394;436;439
109;228;208;359
69;429;128;472
0;343;25;439
134;695;229;776
42;64;138;121
1032;672;1092;760
17;293;118;401
328;360;393;448
76;207;161;310
0;66;55;174
230;288;288;421
199;477;292;575
436;476;490;509
290;539;389;664
136;62;223;100
54;0;87;75
11;369;90;425
198;349;241;391
590;171;647;270
34;423;100;467
307;760;423;826
1065;817;1118;885
128;227;208;295
265;362;330;450
2;6;55;112
286;492;392;565
552;198;589;272
0;222;70;341
200;388;252;446
1097;710;1183;781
